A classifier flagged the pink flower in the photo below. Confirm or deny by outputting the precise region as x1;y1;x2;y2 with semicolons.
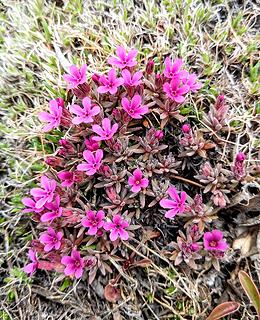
30;176;57;209
128;169;149;193
70;97;100;124
97;69;124;94
39;227;63;252
163;77;190;103
104;214;129;241
22;197;44;213
55;97;64;108
63;64;87;89
40;195;62;222
61;250;85;279
23;249;38;276
58;171;75;187
183;73;202;92
38;99;63;132
108;46;138;69
122;69;142;87
81;210;105;235
84;136;100;151
236;152;246;162
92;118;118;141
203;230;228;252
160;186;187;219
164;57;184;79
121;95;148;119
77;149;103;175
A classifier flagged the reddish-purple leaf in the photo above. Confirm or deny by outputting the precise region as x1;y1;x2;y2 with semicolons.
104;283;121;303
206;301;240;320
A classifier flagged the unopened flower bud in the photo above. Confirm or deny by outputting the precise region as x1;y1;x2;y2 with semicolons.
236;152;246;162
45;156;64;168
215;95;225;110
182;124;190;134
92;73;100;84
155;73;163;87
155;130;164;139
146;59;154;74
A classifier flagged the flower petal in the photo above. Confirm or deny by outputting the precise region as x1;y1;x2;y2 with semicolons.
160;199;176;209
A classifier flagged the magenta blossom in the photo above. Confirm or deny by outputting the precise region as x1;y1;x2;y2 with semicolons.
183;73;202;92
92;118;118;141
22;197;44;213
104;214;129;241
128;168;149;193
61;250;85;279
108;45;138;69
38;99;63;132
58;171;75;187
81;210;105;235
40;195;62;222
30;176;57;209
203;230;228;252
77;149;103;175
23;249;38;276
160;186;187;219
39;227;63;252
122;69;143;87
97;69;124;94
84;136;100;151
63;64;87;89
164;57;185;79
122;95;149;119
163;77;190;103
70;97;100;124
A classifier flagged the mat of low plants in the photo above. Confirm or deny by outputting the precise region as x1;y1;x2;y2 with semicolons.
0;1;259;320
20;45;259;319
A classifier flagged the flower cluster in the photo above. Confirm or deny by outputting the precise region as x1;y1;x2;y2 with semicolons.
23;46;250;283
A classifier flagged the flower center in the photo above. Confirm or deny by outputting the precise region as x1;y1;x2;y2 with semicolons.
74;260;81;267
135;180;140;185
91;219;98;226
52;237;57;243
209;241;216;247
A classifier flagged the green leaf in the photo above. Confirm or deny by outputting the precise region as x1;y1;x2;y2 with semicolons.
0;311;11;320
239;270;260;317
206;301;240;320
59;278;72;292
